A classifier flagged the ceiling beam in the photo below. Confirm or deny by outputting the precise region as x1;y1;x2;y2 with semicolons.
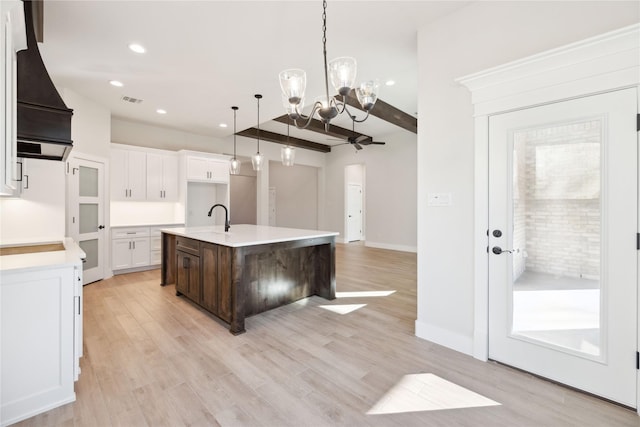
343;91;417;134
237;128;331;153
273;115;370;141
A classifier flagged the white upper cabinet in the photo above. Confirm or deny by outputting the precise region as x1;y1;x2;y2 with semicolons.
186;155;229;183
146;153;178;201
110;149;147;200
0;0;26;196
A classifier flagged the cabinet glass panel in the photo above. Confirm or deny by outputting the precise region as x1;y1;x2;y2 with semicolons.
79;203;99;234
511;118;601;357
79;166;98;197
79;239;98;270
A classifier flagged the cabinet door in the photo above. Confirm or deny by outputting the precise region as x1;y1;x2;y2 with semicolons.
111;239;132;270
110;149;129;200
209;160;229;183
127;151;146;200
130;238;150;267
201;243;218;314
176;251;200;302
162;155;179;201
186;156;210;181
146;153;164;201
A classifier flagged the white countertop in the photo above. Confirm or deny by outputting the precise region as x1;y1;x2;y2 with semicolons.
0;238;86;274
111;222;185;228
161;224;339;248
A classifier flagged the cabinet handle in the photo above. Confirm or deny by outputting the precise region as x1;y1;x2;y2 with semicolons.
23;175;29;189
129;241;132;249
133;241;136;249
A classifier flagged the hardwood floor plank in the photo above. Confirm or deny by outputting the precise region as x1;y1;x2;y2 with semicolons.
12;243;639;427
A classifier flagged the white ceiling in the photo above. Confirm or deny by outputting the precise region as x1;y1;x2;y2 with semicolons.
39;1;471;147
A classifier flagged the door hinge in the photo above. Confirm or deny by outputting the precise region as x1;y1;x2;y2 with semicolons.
637;233;640;250
636;351;639;370
637;114;640;132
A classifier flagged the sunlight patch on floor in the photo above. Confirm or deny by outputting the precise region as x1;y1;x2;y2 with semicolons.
368;373;500;415
336;290;396;298
319;304;366;314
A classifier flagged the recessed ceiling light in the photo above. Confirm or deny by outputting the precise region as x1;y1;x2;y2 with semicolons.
385;80;396;86
109;80;124;87
128;43;146;54
156;109;167;115
219;123;228;128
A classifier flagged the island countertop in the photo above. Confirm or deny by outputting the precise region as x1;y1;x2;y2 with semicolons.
161;224;339;248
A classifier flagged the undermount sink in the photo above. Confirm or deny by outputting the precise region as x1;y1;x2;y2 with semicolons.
0;242;65;256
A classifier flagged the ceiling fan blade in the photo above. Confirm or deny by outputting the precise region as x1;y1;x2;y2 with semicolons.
354;135;369;144
353;142;363;150
370;141;386;145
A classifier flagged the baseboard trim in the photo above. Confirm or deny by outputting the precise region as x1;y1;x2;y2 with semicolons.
415;320;474;356
365;241;417;253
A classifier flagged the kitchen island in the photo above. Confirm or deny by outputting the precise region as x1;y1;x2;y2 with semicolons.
161;224;338;334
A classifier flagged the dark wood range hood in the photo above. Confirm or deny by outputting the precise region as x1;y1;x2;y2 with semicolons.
16;0;73;161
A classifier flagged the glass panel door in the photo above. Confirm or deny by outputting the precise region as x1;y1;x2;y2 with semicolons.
488;88;637;407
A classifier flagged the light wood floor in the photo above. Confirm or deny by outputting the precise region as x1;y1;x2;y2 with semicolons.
16;243;638;426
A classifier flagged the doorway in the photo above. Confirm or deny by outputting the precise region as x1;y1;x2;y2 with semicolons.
345;164;365;243
487;89;637;407
66;155;106;284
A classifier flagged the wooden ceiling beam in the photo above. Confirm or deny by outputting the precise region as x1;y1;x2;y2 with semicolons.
237;128;331;153
272;114;370;141
343;91;417;134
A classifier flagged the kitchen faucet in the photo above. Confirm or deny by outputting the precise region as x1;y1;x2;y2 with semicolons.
207;204;230;232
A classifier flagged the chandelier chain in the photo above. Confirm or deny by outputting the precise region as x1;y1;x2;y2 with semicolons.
321;0;330;106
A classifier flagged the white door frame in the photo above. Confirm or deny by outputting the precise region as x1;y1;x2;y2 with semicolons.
346;183;363;242
458;24;640;409
344;164;365;244
66;152;110;283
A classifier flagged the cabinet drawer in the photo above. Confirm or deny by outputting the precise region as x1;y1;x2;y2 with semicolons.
176;236;199;255
150;249;161;265
151;236;162;251
112;227;150;239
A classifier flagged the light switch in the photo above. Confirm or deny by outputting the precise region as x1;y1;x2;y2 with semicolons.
427;192;452;207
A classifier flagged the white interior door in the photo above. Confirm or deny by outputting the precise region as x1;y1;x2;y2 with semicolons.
347;184;362;242
68;157;106;284
488;88;637;407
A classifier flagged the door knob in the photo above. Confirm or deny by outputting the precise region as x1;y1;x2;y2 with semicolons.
492;229;502;238
98;225;105;230
492;246;514;255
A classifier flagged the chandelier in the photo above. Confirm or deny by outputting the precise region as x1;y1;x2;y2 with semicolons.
279;0;379;129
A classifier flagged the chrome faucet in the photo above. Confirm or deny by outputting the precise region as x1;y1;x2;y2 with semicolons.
207;204;230;232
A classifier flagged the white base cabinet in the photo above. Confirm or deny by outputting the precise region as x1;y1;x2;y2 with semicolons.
111;227;150;270
1;263;82;427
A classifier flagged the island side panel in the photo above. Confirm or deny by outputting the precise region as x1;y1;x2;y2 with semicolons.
229;247;246;335
160;232;176;286
313;237;336;300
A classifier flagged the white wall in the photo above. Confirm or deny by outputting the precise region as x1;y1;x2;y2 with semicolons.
269;161;318;230
325;129;417;251
63;89;111;159
416;1;640;354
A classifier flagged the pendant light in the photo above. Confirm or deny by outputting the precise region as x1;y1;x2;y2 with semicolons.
229;106;241;175
251;94;264;171
281;116;295;166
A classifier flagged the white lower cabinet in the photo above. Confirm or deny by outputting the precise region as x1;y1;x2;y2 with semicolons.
1;262;83;426
111;225;183;272
111;228;150;271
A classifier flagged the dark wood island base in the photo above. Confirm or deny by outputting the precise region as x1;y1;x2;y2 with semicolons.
161;231;336;334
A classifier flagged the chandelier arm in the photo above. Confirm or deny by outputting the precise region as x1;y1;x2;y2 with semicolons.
292;101;323;129
342;103;371;123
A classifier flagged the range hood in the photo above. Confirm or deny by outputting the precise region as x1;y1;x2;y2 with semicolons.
16;0;73;161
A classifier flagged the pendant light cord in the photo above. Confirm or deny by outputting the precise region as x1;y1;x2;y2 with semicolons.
256;95;261;153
